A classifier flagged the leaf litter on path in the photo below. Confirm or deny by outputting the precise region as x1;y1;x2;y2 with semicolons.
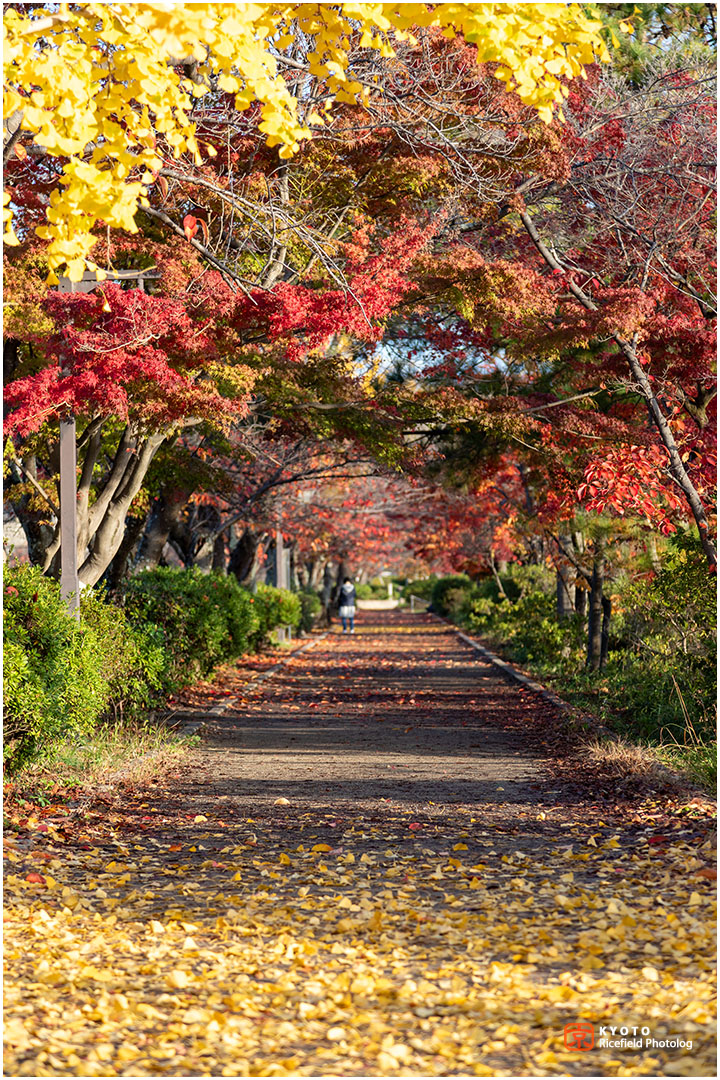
4;614;716;1077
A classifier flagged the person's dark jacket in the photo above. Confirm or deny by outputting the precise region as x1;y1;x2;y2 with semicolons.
338;582;356;609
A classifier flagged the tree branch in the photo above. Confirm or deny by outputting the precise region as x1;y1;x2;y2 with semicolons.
142;206;258;299
10;456;58;516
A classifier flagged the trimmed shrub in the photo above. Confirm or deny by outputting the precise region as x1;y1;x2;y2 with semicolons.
355;580;393;600
80;589;168;722
250;584;302;646
298;588;321;633
4;564;311;773
401;577;438;601
125;568;259;685
430;574;472;615
4;566;112;770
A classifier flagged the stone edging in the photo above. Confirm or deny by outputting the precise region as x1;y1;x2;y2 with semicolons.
434;614;613;737
435;614;702;796
176;633;329;738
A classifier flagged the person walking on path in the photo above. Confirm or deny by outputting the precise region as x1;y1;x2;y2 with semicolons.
338;577;357;633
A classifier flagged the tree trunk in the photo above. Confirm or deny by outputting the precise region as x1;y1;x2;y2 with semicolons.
265;538;278;586
572;531;588;617
229;529;265;586
555;533;575;618
296;559;310;589
586;535;607;671
321;563;335;627
212;532;227;574
490;551;509;600
600;594;612;672
102;514;147;596
556;567;575;618
135;490;187;572
646;534;662;573
78;432;166;587
334;555;349;602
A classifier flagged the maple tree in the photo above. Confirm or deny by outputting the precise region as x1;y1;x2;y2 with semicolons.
136;435;383;583
394;53;716;571
271;471;435;585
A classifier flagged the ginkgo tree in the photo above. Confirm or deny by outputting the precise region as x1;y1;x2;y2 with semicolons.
2;2;615;280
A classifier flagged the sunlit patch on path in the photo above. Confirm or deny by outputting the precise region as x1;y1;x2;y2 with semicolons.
4;614;716;1077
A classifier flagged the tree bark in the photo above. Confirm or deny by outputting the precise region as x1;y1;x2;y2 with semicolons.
490;551;509;601
600;594;612;672
78;432;165;587
6;455;57;567
135;490;187;572
229;528;266;586
321;563;335;626
334;555;350;603
572;531;588;617
555;533;575;618
646;533;662;573
102;515;147;596
212;532;227;574
586;534;607;671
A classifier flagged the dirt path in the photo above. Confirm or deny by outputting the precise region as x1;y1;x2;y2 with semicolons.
183;613;545;816
4;613;716;1078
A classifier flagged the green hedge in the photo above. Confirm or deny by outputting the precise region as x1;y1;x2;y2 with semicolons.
3;566;159;770
298;588;322;633
401;577;438;601
430;574;471;615
355;581;394;600
249;583;302;647
4;565;307;772
125;568;259;685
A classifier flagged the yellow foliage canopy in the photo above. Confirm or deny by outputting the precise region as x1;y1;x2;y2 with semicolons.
3;3;610;281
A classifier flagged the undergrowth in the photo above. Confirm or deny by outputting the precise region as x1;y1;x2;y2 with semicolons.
430;537;716;794
6;719;193;797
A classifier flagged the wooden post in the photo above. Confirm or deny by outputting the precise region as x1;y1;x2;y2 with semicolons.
58;416;80;616
56;276;93;616
276;527;288;590
56;269;152;615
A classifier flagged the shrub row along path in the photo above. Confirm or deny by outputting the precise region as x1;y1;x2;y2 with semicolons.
4;612;716;1078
